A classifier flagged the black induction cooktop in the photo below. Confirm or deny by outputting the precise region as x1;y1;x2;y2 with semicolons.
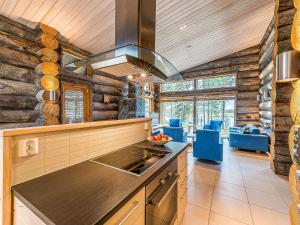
90;146;171;175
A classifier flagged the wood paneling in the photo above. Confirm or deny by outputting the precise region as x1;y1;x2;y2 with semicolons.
0;0;274;72
156;0;274;71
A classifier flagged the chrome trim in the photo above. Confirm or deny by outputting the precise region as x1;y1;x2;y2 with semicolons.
89;149;171;177
119;201;141;225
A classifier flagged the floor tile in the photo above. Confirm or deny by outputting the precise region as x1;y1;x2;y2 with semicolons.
246;188;288;214
251;205;290;225
214;181;248;202
187;183;214;209
211;194;253;225
209;211;249;225
215;172;244;187
181;203;209;225
243;177;277;195
188;167;217;186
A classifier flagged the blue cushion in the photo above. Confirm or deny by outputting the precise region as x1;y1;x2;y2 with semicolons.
169;119;181;127
251;128;260;135
210;120;222;131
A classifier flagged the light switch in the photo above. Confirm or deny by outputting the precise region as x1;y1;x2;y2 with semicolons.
18;138;39;157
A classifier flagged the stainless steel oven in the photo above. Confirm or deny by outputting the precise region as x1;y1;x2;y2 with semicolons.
146;159;178;225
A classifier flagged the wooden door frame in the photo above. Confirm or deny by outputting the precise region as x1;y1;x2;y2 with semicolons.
60;81;92;124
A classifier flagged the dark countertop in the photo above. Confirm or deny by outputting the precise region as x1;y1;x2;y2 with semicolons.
12;141;188;225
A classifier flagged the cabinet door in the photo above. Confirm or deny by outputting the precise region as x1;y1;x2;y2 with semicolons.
13;196;46;225
104;187;145;225
177;150;188;224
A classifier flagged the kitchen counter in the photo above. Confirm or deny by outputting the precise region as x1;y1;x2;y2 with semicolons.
12;141;188;225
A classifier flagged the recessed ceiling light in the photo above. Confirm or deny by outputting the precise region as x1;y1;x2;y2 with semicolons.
141;73;146;77
180;25;187;30
128;75;133;79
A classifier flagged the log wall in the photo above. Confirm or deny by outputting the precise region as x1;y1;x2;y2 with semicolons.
92;72;128;121
182;46;260;126
270;0;295;175
0;16;41;129
259;18;274;131
0;15;132;126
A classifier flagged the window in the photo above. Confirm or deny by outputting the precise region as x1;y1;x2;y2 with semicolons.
161;101;193;128
161;80;194;92
61;82;91;123
196;99;235;131
196;75;236;90
143;83;153;118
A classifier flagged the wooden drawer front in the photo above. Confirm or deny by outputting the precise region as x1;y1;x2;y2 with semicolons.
104;187;145;225
13;196;46;225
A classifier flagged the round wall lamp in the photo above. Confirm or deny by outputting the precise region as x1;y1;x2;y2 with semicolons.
276;50;300;83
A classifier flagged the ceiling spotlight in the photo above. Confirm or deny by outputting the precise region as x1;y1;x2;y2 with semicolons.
141;73;146;77
128;75;133;79
180;25;187;30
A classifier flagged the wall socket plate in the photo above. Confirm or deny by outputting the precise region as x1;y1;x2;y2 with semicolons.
18;138;39;157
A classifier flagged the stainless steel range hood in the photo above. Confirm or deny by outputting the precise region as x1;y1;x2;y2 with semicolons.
90;0;181;82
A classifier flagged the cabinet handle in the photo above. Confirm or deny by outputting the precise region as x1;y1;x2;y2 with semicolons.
118;201;141;225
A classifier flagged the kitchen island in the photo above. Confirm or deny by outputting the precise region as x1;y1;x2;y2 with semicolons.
12;141;188;225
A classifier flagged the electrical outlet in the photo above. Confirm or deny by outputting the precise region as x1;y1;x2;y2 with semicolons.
18;138;39;157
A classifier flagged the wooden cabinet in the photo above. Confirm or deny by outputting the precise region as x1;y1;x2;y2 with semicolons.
13;196;46;225
177;149;188;224
104;187;145;225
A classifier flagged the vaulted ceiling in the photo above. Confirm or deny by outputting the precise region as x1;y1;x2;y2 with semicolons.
0;0;274;72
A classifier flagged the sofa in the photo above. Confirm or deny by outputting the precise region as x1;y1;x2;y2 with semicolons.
193;129;223;161
229;125;269;152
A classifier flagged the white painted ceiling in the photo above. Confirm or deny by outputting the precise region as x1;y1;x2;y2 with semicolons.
0;0;274;72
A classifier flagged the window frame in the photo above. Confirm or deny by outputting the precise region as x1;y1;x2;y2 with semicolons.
61;81;92;124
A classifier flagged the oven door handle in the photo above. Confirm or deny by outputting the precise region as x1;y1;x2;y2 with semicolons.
150;175;178;208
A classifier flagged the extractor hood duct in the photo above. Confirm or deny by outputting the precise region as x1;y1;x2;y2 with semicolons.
90;0;182;82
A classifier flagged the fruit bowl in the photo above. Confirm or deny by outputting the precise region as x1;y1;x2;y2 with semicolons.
147;134;172;146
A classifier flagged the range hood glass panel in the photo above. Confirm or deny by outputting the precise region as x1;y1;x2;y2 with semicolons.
91;45;181;78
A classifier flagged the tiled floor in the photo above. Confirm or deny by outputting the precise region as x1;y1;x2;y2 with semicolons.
181;140;291;225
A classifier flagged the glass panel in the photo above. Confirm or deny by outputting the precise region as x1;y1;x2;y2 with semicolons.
161;80;194;92
196;99;235;136
64;90;84;123
145;98;150;118
196;75;236;90
161;101;193;129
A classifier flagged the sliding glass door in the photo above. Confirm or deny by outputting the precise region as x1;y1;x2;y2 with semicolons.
196;99;235;130
161;101;193;129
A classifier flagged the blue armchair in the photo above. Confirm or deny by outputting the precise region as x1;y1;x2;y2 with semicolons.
169;118;182;127
203;120;222;131
193;129;223;162
163;126;187;143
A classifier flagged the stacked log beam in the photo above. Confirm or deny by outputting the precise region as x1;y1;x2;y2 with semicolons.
92;72;128;121
259;19;274;131
182;46;260;126
0;16;41;129
270;0;295;176
35;23;60;126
